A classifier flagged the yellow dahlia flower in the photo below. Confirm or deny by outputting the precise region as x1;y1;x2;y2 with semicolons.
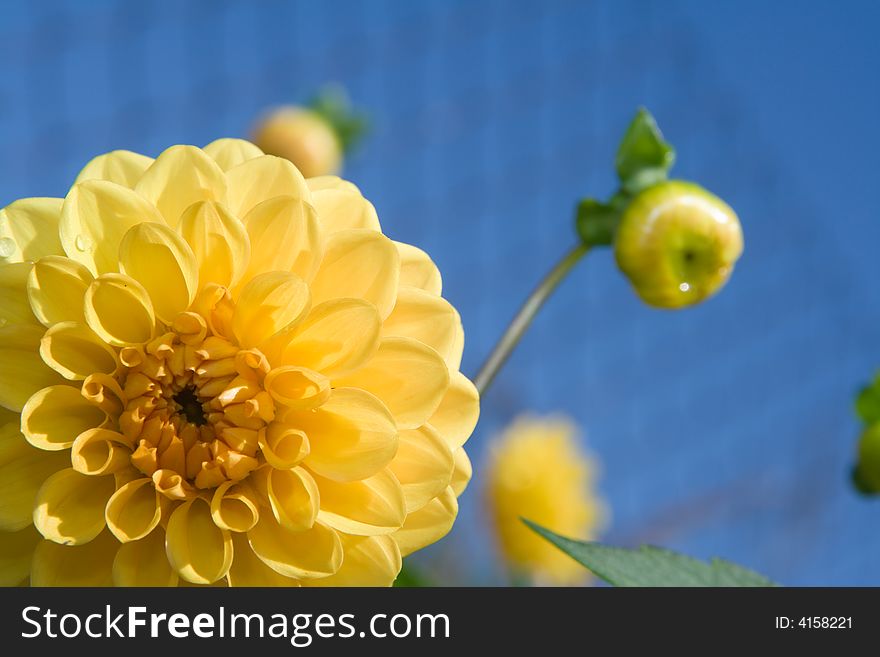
486;415;605;586
0;139;478;586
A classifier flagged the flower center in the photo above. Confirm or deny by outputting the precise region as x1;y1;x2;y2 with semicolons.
173;385;207;426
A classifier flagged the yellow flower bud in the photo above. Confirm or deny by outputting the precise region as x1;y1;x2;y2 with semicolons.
614;181;743;309
252;107;342;178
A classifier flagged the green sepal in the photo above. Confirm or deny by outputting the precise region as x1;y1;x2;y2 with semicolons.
308;85;370;154
615;108;676;195
855;374;880;424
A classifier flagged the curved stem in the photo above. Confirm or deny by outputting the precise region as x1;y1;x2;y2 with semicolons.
473;243;590;396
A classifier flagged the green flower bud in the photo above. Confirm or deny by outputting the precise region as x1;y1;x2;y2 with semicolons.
855;424;880;494
614;180;743;309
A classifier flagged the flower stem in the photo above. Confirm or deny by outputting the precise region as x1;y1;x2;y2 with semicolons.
474;243;590;396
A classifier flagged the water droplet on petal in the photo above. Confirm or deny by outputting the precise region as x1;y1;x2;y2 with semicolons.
75;234;94;252
679;282;690;292
0;237;15;257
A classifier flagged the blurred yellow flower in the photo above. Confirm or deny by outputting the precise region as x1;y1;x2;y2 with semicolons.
486;415;605;586
0;140;478;586
252;108;343;178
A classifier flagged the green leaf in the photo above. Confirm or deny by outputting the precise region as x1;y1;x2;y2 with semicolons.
855;376;880;424
615;108;675;195
308;84;370;154
393;562;431;587
524;519;777;587
575;198;620;246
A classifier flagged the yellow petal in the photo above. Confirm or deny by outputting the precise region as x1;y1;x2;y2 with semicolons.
0;261;37;326
448;321;465;371
264;366;330;410
40;321;118;380
226;155;310;217
27;256;94;326
210;481;259;533
281;298;381;378
310;188;380;233
178;200;250;289
395;241;442;296
105;477;161;542
226;532;299;586
0;424;69;531
291;387;397;482
84;273;156;346
428;370;480;448
242;196;323;282
203;138;264;171
30;529;117;585
232;271;310;348
71;428;131;476
309;229;400;320
388;425;454;513
382;286;460;365
258;423;310;469
59;179;166;275
33;468;115;545
118;222;198;323
335;337;449;431
134;145;228;228
304;534;401;587
267;466;319;530
21;385;106;451
314;469;406;536
450;446;472;496
0;325;67;412
247;516;341;579
74;150;154;188
393;486;457;557
165;497;233;584
112;528;177;586
306;176;360;194
0;198;64;264
0;526;41;586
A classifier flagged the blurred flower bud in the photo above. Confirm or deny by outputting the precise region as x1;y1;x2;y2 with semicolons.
252;106;343;178
854;424;880;493
614;180;743;309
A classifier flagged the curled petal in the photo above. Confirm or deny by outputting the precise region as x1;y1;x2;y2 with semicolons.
74;150;154;188
303;534;401;588
314;469;406;536
0;525;41;586
134;145;228;228
264;366;330;410
119;222;199;323
33;468;116;545
382;286;460;365
281;298;380;378
267;466;319;531
27;256;93;327
258;423;310;470
395;241;442;296
427;370;480;449
232;271;310;349
105;477;161;542
0;325;66;412
450;446;472;496
0;425;69;531
226;532;299;586
30;530;117;585
226;155;310;217
60;179;165;275
393;486;458;557
292;387;397;483
112;528;177;586
0;262;37;326
203;138;264;171
309;229;400;320
242;196;323;282
84;273;156;346
0;198;64;265
310;188;380;234
21;385;106;451
71;428;131;476
247;516;342;580
210;481;259;532
165;497;233;584
388;425;454;513
178;201;250;289
335;337;450;431
40;321;117;380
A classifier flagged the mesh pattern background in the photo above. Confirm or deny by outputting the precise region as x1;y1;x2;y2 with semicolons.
1;0;878;585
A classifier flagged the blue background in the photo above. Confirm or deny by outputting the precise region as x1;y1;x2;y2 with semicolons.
1;0;878;585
